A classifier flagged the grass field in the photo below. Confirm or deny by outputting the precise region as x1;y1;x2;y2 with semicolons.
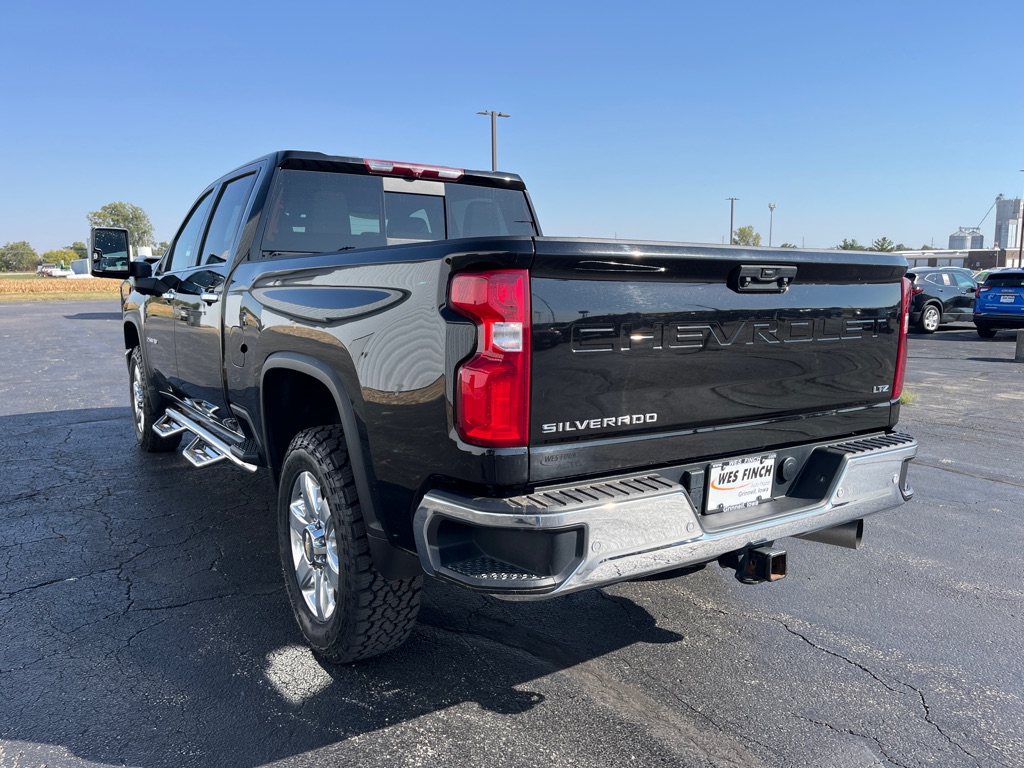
0;275;121;302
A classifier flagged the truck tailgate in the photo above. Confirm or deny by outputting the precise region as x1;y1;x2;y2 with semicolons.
528;238;906;480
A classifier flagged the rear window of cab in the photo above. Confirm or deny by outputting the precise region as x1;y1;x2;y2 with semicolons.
260;169;536;257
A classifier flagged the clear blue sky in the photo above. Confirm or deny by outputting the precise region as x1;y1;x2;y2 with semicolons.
3;0;1023;255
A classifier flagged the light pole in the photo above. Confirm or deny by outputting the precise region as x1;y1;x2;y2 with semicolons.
477;110;510;171
1019;170;1024;266
727;197;739;244
768;202;776;247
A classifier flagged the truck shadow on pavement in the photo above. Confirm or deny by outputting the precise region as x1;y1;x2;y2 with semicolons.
0;407;683;767
61;311;123;321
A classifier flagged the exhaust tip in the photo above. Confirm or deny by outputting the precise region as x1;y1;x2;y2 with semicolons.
796;519;864;550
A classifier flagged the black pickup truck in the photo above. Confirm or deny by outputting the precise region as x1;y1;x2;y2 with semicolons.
90;150;916;663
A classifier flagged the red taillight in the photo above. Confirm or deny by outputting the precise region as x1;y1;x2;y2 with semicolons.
910;285;924;296
449;270;531;447
977;285;990;294
365;158;464;180
893;277;911;399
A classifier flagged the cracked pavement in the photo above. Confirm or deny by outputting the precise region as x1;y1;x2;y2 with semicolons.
0;301;1021;767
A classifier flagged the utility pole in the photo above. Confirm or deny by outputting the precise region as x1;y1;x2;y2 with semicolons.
1019;171;1024;266
726;198;739;244
768;202;776;247
477;110;510;171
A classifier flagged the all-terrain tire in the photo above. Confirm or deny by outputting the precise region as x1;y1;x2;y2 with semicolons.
278;426;421;663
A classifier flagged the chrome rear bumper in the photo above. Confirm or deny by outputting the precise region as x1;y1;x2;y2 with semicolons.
412;433;916;598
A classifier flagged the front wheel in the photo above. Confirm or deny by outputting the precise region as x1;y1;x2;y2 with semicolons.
917;305;941;334
129;347;180;452
278;426;421;663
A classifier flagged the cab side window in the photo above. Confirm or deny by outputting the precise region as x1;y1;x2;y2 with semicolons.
952;272;976;290
200;173;258;265
163;192;214;274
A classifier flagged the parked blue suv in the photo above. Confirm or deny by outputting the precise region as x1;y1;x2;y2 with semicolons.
974;269;1024;338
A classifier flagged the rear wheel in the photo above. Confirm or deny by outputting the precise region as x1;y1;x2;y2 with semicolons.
976;324;997;338
129;347;180;452
278;426;421;663
917;304;941;334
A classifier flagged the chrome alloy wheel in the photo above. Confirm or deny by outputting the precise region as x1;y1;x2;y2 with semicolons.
923;305;940;332
131;363;146;435
288;471;340;622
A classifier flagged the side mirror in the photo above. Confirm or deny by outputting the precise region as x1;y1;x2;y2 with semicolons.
89;227;132;278
130;260;153;279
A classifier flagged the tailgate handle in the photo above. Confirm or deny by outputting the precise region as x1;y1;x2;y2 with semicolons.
733;264;797;293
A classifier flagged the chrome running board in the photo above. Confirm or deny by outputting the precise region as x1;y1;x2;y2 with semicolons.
153;408;258;473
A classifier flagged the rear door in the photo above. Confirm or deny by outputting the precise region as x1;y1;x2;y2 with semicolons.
923;270;961;318
949;270;977;320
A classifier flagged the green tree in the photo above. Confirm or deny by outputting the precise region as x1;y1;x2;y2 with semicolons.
87;202;155;250
870;236;896;252
894;243;909;251
779;242;798;249
0;241;39;272
42;249;80;269
838;238;867;251
66;241;88;260
154;240;169;257
732;225;762;246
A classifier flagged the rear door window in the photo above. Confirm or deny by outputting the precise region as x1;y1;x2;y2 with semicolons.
199;173;258;265
952;272;976;289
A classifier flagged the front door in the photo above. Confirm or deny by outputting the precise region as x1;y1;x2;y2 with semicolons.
172;172;258;417
145;190;214;393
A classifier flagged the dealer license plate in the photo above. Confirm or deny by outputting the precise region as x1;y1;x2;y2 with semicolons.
706;453;776;513
1000;295;1015;303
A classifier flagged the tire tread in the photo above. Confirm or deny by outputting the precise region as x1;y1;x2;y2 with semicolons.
280;426;421;664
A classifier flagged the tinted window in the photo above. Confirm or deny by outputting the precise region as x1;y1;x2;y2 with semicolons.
200;173;257;265
952;272;976;289
445;185;536;238
385;192;444;241
986;273;1024;288
262;170;385;254
164;192;214;273
259;169;536;255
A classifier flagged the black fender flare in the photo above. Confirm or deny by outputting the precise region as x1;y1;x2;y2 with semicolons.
261;352;422;579
122;311;144;364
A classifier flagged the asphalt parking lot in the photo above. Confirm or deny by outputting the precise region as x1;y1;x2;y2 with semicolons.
1;301;1022;768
